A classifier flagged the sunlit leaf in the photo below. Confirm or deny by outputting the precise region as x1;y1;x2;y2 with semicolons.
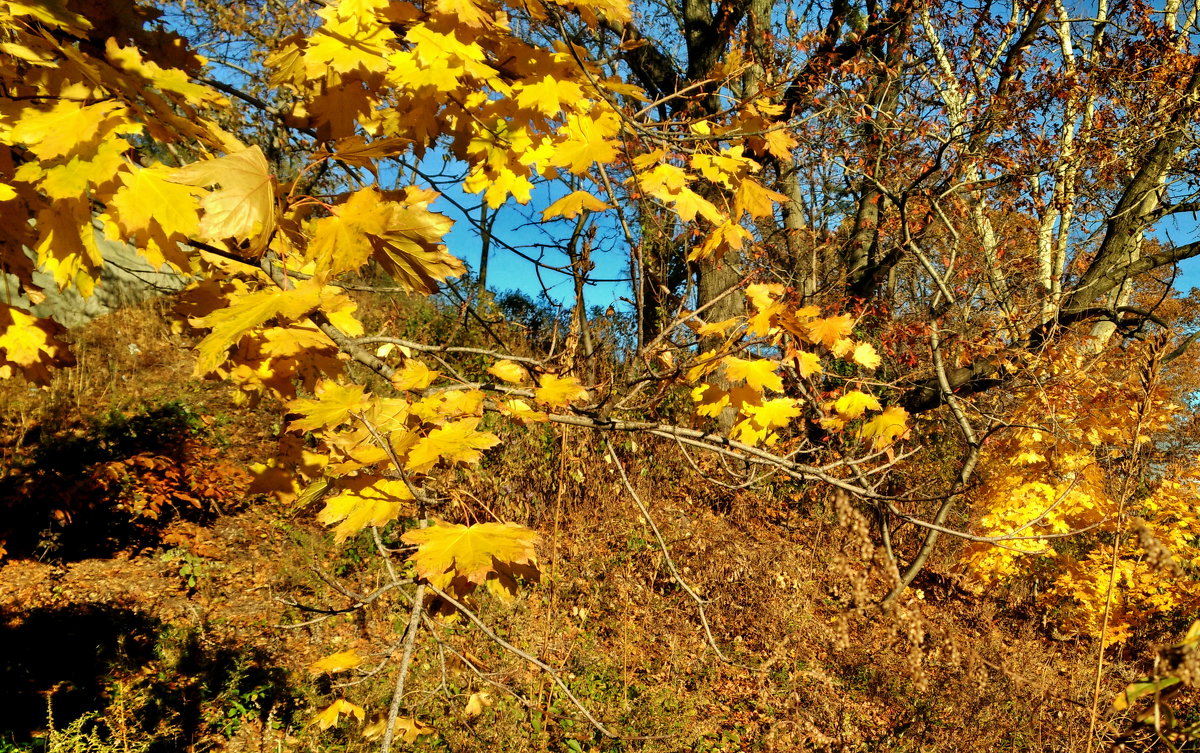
169;146;276;244
405;418;501;472
317;477;415;543
314;699;365;730
722;356;783;392
309;649;363;676
401;520;539;598
464;690;492;718
833;390;881;419
487;359;529;384
858;406;909;447
534;373;589;407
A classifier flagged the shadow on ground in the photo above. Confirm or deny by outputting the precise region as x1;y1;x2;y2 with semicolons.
0;402;246;561
0;603;293;750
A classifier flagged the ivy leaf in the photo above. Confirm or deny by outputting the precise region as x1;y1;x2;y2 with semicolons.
405;418;500;472
314;699;365;730
534;374;589;407
169;146;276;244
309;649;363;676
401;521;539;599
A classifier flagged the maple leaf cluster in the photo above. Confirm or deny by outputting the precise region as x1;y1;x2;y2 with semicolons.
687;283;908;449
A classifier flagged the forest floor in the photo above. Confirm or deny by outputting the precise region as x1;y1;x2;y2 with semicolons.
0;300;1188;753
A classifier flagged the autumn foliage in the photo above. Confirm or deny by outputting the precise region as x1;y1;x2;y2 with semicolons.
5;0;1200;746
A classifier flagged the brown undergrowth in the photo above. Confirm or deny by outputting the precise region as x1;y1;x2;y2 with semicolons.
0;298;1193;752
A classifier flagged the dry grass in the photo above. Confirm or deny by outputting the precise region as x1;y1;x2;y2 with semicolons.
0;298;1194;753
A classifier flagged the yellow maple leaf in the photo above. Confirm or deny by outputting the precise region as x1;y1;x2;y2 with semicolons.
308;186;386;276
304;10;394;76
9;99;126;160
541;190;610;220
696;317;741;337
806;314;855;349
691;145;752;188
692;383;729;418
547;0;632;25
735;178;789;219
830;338;854;359
169;146;276;244
317;477;415;543
517;75;585;116
858;406;910;448
833;390;882;419
401;520;539;597
487;359;529;384
434;0;496;26
109;165;203;240
0;304;74;385
550;111;619;174
731;419;771;446
313;699;365;730
309;649;363;676
763;127;799;160
672;187;724;224
851;342;881;369
534;373;589;407
498;399;548;423
793;350;823;378
692;220;754;260
439;389;485;417
464;690;492;718
191;282;325;375
392;359;439;391
746;283;784;311
639;163;689;196
405;417;501;472
722;356;783;392
1016;450;1046;465
288;381;370;431
22;135;130;200
744;397;802;430
362;716;433;742
311;187;461;293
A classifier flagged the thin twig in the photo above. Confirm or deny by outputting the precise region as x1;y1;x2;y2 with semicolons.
606;441;754;669
424;584;619;738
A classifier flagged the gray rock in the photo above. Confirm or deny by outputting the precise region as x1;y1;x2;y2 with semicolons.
1;226;192;329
